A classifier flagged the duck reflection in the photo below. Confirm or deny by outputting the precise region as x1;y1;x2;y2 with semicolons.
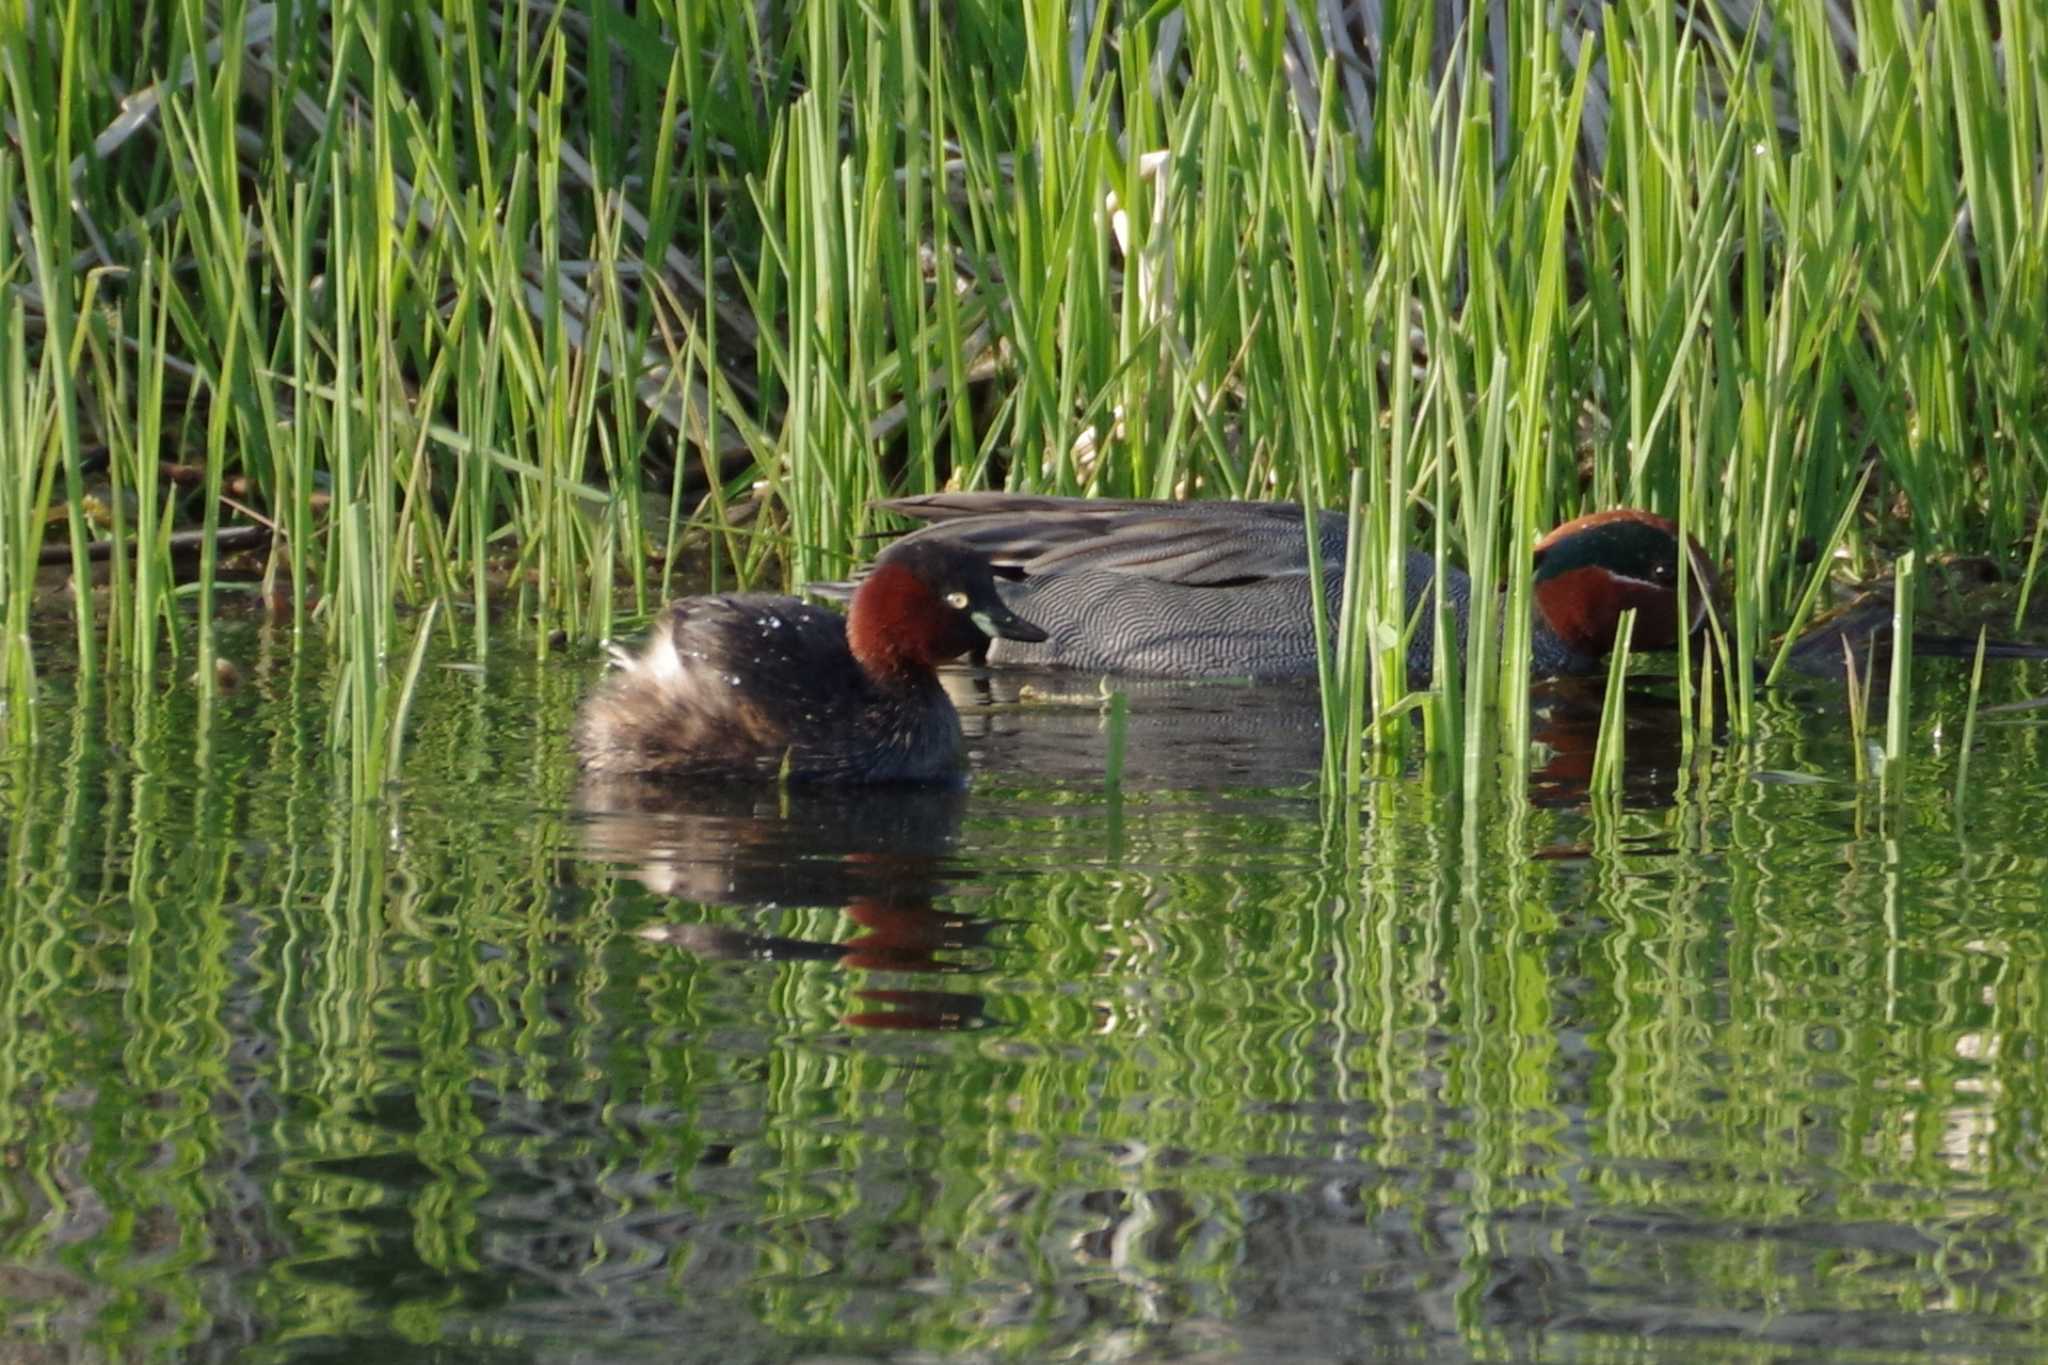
952;668;1694;809
948;669;1328;790
577;777;993;1031
1526;675;1692;810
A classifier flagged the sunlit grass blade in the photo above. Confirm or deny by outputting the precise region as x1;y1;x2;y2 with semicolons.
385;599;444;780
1;31;95;684
1765;464;1875;686
1883;550;1917;791
1952;626;1989;814
1843;633;1872;785
3;0;2045;783
1588;610;1639;797
1102;687;1129;791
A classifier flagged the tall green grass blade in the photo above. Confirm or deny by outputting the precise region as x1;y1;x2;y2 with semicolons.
385;599;443;780
1588;609;1639;796
1;27;96;683
1883;550;1917;789
1952;627;1989;815
1102;687;1129;792
4;0;2044;780
1764;464;1876;686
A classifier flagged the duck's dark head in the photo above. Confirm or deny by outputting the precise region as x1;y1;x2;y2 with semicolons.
847;538;1047;679
1532;510;1716;660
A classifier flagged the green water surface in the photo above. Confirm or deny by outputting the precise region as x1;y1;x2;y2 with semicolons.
4;631;2047;1362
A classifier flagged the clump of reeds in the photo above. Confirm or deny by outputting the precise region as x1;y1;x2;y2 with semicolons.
2;2;2040;784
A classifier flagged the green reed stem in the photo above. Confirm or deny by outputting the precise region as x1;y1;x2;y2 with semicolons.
1589;610;1639;797
1102;688;1129;791
1883;550;1918;789
1;31;94;684
1953;627;1989;814
386;600;443;780
4;0;2043;773
1843;631;1872;785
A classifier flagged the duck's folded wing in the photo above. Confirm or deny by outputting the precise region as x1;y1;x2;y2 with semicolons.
1022;511;1318;584
876;494;1326;588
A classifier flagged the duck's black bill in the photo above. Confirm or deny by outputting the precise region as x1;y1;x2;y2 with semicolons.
975;604;1048;644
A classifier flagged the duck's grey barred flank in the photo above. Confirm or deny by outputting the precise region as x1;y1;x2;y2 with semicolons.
874;494;1600;685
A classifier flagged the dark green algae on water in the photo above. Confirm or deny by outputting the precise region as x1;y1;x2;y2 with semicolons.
4;626;2048;1362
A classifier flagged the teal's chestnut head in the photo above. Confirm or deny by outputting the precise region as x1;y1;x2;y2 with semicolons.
1531;510;1716;659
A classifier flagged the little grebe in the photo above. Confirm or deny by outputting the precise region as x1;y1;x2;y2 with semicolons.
574;538;1046;782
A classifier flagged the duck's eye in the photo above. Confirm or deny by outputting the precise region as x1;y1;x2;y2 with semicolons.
945;590;970;610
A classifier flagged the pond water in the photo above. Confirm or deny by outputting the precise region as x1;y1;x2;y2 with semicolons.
4;622;2048;1362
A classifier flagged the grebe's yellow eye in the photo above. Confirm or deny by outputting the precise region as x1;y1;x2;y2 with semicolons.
945;590;970;610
